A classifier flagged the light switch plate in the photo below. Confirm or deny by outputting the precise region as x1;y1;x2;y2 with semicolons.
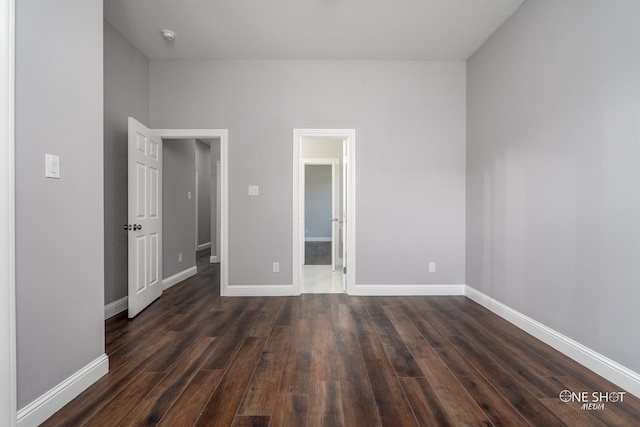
248;185;259;196
45;154;60;179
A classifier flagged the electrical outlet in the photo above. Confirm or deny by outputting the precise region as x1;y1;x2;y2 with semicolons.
272;262;280;273
429;262;436;273
179;253;183;263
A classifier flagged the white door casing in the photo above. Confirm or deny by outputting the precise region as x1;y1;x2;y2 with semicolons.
194;170;199;251
341;140;348;291
331;160;340;271
127;118;163;318
215;160;221;263
1;0;16;423
293;129;356;295
153;129;229;296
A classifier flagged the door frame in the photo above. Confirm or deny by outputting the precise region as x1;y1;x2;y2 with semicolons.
153;129;229;296
1;0;16;423
292;129;356;295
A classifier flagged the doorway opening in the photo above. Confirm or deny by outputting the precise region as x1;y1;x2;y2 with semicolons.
125;121;228;318
293;129;356;295
154;128;229;296
302;158;342;293
127;121;229;319
162;137;220;283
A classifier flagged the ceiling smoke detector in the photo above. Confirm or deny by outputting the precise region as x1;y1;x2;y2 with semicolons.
161;29;176;42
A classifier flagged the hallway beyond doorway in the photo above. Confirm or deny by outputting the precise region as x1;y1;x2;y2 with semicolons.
304;241;331;265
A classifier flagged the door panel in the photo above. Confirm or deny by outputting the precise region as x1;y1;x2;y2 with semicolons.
331;160;340;271
135;236;146;292
136;163;146;218
128;117;163;318
342;140;348;291
149;167;159;218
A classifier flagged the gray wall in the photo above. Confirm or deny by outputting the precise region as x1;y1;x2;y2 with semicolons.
305;165;332;240
15;0;104;409
163;139;196;278
104;21;149;305
467;0;640;373
196;140;211;247
149;60;466;286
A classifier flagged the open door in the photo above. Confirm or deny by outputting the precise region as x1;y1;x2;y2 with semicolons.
127;117;162;318
330;160;340;271
341;139;348;291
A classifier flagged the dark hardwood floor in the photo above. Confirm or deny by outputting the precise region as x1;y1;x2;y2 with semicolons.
43;250;640;426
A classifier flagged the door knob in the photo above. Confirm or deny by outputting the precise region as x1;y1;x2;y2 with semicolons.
123;224;132;231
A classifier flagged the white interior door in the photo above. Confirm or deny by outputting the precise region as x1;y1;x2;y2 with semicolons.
127;117;162;318
342;140;348;291
331;161;340;271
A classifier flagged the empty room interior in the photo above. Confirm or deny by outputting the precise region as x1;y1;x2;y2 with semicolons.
4;0;640;425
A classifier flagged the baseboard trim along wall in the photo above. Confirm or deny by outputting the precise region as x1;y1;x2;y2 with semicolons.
352;284;466;296
162;266;198;291
16;354;108;427
464;286;640;398
104;296;128;319
225;284;295;297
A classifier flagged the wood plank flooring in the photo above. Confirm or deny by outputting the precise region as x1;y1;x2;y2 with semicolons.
43;251;640;426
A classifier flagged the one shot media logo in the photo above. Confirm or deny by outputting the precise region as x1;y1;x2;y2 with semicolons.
559;389;626;410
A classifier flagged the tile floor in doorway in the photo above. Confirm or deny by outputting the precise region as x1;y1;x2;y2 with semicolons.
302;265;344;293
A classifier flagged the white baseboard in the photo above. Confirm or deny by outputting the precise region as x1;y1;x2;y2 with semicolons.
17;354;108;427
224;284;295;297
351;284;465;296
464;286;640;398
305;237;331;242
104;296;128;319
223;283;465;297
197;242;211;250
210;255;218;263
162;266;198;291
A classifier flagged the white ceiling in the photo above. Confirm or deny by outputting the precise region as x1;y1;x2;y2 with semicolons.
104;0;524;61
